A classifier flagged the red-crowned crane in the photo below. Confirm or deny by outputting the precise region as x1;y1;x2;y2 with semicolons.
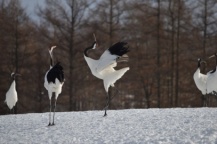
5;72;20;114
44;46;64;126
83;34;130;116
206;53;217;95
193;58;208;106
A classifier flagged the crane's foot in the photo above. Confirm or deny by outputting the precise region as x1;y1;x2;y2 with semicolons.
103;111;107;117
48;122;55;126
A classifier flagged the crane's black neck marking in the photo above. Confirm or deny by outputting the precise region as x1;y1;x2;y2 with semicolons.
84;42;96;57
108;41;129;56
198;59;201;68
210;54;217;73
210;53;217;73
11;73;16;80
215;54;217;66
211;54;217;73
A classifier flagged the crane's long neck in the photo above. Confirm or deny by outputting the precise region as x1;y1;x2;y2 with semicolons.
84;43;100;78
84;42;96;57
10;80;16;90
84;46;93;57
49;51;54;68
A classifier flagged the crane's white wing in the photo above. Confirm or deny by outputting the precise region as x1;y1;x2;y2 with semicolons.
96;41;129;73
96;50;118;73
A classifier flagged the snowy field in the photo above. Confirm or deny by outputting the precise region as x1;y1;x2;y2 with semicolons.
0;108;217;144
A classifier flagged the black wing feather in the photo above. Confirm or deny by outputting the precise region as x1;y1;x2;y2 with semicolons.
210;68;216;74
108;42;129;56
47;62;64;83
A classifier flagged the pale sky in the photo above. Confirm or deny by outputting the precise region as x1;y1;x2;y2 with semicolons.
20;0;45;22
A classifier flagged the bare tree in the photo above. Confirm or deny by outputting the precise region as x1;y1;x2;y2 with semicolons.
0;0;31;114
175;0;181;107
38;0;89;111
89;0;124;46
156;0;161;108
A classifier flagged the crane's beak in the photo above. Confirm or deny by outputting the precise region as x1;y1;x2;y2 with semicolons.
209;55;215;59
49;46;57;56
49;46;56;51
93;33;96;42
93;33;98;49
51;46;57;49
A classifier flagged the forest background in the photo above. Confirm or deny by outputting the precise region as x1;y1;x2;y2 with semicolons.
1;0;217;115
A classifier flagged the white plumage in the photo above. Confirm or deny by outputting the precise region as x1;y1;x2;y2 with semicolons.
84;50;129;93
193;58;207;95
5;72;19;113
5;80;17;110
44;70;64;100
84;36;130;116
206;53;217;94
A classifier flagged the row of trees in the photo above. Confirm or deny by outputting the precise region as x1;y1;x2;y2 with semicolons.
0;0;217;115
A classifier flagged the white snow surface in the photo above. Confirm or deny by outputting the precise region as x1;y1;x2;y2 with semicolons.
0;108;217;144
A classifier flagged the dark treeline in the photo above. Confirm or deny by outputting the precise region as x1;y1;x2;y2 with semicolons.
1;0;217;115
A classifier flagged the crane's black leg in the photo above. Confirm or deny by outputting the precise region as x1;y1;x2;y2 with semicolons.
202;95;207;107
104;89;111;117
103;87;119;117
103;88;111;117
104;95;109;117
52;99;57;126
208;95;210;106
204;95;206;107
204;99;207;107
48;99;52;126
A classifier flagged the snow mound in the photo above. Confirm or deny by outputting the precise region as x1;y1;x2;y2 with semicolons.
0;108;217;144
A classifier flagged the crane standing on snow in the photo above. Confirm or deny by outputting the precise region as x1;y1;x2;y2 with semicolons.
84;34;130;116
193;58;208;106
44;46;64;126
5;72;21;114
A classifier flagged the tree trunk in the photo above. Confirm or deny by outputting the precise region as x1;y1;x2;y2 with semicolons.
69;0;75;111
109;0;113;46
201;0;207;106
169;0;175;107
157;0;161;108
203;0;207;58
175;0;181;107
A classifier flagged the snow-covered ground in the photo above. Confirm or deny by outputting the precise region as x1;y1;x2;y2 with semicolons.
0;108;217;144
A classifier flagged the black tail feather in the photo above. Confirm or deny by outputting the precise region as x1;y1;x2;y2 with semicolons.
47;62;64;83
